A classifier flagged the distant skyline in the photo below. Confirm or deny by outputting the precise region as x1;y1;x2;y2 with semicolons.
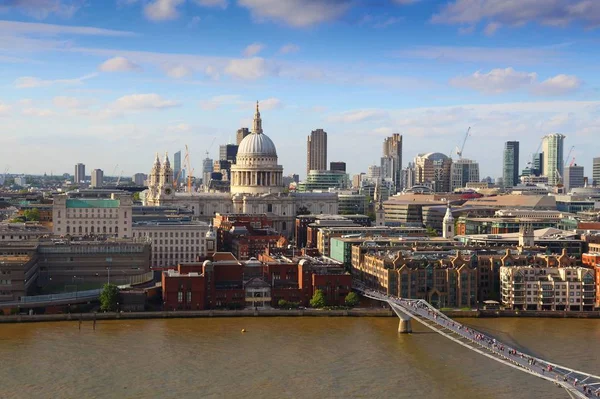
1;0;599;179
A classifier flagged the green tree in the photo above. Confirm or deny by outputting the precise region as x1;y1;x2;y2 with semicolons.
345;292;360;308
426;227;438;237
133;192;141;201
23;208;40;222
100;283;119;312
309;289;326;308
278;299;289;308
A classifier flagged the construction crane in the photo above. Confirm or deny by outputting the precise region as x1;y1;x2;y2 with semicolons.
569;157;576;167
185;144;194;193
0;166;9;186
455;127;471;159
564;145;575;167
205;136;217;159
116;170;124;186
526;138;544;170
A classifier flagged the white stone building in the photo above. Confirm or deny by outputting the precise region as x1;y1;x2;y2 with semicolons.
132;220;215;268
52;193;133;238
500;265;595;311
144;102;338;237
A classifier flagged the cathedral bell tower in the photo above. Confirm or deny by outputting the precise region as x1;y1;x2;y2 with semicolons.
157;152;174;200
443;202;455;239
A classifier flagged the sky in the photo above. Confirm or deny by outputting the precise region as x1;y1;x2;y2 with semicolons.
0;0;599;180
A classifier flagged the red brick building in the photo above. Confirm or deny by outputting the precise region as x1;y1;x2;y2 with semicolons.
161;251;352;310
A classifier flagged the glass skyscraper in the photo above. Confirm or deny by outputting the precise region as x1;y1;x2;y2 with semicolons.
503;141;519;188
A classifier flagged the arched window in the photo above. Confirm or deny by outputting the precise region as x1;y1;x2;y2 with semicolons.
103;226;107;233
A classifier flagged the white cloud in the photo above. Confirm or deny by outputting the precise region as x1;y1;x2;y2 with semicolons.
450;68;583;96
166;123;192;132
243;42;264;57
484;21;501;35
188;16;201;27
327;109;389;124
0;20;136;37
0;0;83;19
396;45;560;65
193;0;227;8
22;107;55;117
166;65;193;78
533;74;582;96
224;57;268;79
52;96;91;109
450;68;537;94
200;94;243;110
238;0;351;27
113;93;180;110
14;73;97;88
0;102;11;116
144;0;184;21
98;57;142;72
432;0;600;31
258;97;282;110
279;43;299;54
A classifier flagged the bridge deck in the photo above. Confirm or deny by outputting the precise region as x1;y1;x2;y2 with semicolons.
356;286;599;399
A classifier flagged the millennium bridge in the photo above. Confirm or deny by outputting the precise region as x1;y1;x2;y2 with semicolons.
355;284;600;399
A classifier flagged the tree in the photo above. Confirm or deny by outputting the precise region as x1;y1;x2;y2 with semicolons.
278;299;289;308
345;292;360;308
310;289;326;308
133;192;141;201
23;208;40;222
100;283;119;312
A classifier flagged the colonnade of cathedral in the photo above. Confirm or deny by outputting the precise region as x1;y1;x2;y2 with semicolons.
231;170;283;187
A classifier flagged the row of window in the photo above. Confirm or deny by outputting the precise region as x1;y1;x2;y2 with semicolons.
133;231;203;238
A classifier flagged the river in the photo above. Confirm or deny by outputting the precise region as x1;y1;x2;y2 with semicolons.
0;317;599;399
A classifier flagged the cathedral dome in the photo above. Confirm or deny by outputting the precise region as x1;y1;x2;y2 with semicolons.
237;132;277;157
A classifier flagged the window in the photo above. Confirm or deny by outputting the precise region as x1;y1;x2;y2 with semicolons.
187;292;192;302
178;292;183;303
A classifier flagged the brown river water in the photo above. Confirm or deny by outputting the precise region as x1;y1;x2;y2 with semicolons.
0;317;599;399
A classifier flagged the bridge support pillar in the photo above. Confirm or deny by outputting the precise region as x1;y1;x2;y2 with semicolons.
398;319;412;334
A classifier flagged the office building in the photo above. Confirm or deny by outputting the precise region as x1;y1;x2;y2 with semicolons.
414;153;452;193
132;220;213;268
503;141;519;188
174;150;182;186
367;165;382;180
383;133;402;191
219;144;238;163
563;165;585;192
74;163;85;184
202;157;214;186
330;161;346;172
296;170;348;191
593;157;600;187
133;173;147;186
236;128;250;145
91;169;104;188
307;129;327;175
450;159;480;191
52;193;133;238
542;133;565;186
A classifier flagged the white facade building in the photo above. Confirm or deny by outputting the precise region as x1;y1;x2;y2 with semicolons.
132;221;214;268
52;193;133;238
500;265;595;311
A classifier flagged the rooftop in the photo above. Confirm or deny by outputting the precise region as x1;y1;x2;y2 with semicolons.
65;199;120;208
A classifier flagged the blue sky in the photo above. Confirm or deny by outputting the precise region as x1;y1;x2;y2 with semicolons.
1;0;599;180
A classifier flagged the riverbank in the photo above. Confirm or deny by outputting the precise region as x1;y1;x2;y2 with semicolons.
0;308;394;323
446;309;600;318
3;308;600;323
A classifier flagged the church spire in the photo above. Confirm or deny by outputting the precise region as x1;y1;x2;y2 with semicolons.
253;100;263;134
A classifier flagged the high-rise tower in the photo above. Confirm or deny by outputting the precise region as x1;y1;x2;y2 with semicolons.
382;133;402;192
74;163;85;184
307;129;327;176
503;141;519;188
542;133;565;186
